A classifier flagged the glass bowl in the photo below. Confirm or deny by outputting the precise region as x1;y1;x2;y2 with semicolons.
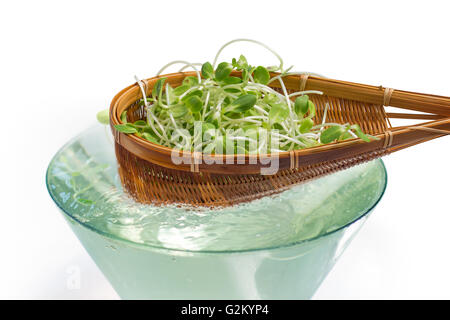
46;125;387;299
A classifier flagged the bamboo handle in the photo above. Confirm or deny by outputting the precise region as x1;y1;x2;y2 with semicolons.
290;118;450;170
275;75;450;117
387;118;450;152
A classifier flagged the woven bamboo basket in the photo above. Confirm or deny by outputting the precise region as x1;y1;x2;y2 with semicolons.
109;71;450;207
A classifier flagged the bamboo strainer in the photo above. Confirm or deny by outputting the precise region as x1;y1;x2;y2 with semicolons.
109;71;450;207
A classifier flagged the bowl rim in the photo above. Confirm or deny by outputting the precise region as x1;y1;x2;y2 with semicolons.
46;125;388;255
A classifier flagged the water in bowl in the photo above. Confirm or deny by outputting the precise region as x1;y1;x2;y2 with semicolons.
47;127;385;252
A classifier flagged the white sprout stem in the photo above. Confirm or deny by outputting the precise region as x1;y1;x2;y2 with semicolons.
156;60;201;82
203;109;213;119
280;121;290;132
243;115;268;121
247;83;286;100
221;84;243;90
271;132;307;147
201;91;210;120
268;76;292;108
283;71;327;78
165;83;171;106
271;75;296;136
280;133;318;147
268;71;327;85
288;90;323;98
169;114;178;130
146;108;167;143
254;105;269;115
215;97;224;113
212;39;284;70
148;109;169;141
178;63;202;72
134;75;148;108
227;136;257;143
312;122;346;129
320;103;329;133
156;102;170;109
280;140;293;148
223;119;262;126
224;115;268;122
347;130;358;138
297;133;319;139
257;139;267;153
179;85;204;100
224;92;239;99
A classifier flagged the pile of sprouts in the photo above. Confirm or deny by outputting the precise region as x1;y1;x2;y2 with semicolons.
98;39;376;154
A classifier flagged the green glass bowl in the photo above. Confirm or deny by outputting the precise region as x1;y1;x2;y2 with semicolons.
46;125;387;299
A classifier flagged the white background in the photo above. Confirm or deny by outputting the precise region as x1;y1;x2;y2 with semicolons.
1;0;449;299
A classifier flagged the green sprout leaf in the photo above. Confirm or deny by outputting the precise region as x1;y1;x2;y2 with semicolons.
77;198;94;205
223;76;242;85
294;95;309;116
152;77;167;99
307;100;316;118
224;87;241;94
339;131;354;141
142;132;158;143
173;84;190;96
320;126;346;144
185;95;203;113
138;97;154;106
202;122;216;132
269;103;289;124
272;123;284;130
232;55;248;70
241;68;249;84
253;66;270;85
202;122;216;139
182;76;199;87
230;94;257;113
201;62;214;79
181;89;202;102
120;111;127;123
132;120;147;127
215;62;233;81
351;124;371;142
263;93;278;105
299;118;314;133
96;109;109;125
114;124;138;134
170;104;188;118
